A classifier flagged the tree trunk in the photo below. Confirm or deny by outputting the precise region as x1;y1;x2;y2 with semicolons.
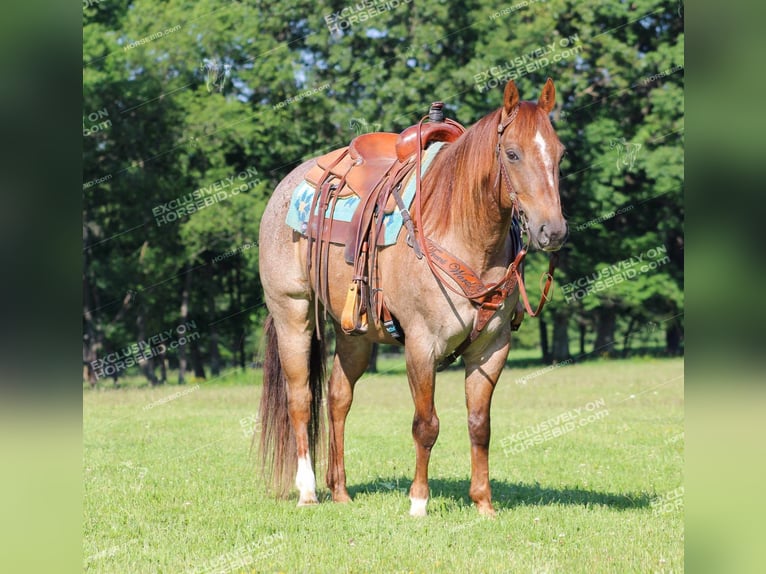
666;320;683;355
191;338;206;379
579;322;586;356
82;226;104;386
210;329;221;376
539;311;550;363
210;325;221;377
593;306;617;356
208;287;221;377
178;267;191;384
621;316;639;357
368;343;379;373
234;264;246;369
137;306;160;385
159;357;168;383
551;311;570;362
82;274;99;386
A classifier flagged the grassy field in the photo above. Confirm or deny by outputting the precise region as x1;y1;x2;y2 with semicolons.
83;356;684;573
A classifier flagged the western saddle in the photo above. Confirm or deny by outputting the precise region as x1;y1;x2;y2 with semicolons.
303;103;465;340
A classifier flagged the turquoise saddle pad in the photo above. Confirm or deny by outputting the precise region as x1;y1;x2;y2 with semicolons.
285;142;445;245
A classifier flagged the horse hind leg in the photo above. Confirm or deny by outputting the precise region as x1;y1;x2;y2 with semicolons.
326;331;372;502
259;304;326;506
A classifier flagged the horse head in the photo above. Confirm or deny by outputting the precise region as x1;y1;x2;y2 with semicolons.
497;78;568;251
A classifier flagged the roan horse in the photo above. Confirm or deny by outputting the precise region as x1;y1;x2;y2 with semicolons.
257;78;567;516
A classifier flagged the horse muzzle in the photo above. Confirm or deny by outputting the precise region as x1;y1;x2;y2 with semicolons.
533;220;568;252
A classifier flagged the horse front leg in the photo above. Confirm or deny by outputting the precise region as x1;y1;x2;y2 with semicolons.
405;342;439;517
326;331;371;502
462;331;511;516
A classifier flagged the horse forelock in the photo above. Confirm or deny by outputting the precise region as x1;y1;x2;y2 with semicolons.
513;101;555;138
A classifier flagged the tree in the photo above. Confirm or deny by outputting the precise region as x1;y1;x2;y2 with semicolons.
83;0;684;383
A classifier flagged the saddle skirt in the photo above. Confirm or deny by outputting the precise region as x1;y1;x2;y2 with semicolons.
285;140;446;248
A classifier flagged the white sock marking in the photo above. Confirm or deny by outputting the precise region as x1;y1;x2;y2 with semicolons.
409;496;428;517
296;455;317;504
534;130;554;189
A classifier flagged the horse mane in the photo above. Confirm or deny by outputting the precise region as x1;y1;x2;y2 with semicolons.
421;102;542;239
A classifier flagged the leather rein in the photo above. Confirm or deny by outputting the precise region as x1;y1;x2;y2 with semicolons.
410;105;558;369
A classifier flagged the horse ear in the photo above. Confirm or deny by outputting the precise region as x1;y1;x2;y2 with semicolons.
503;80;519;114
538;77;556;113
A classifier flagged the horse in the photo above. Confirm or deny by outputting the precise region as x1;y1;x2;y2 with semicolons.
257;78;568;516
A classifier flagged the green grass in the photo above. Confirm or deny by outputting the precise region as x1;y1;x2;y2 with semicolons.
84;357;683;573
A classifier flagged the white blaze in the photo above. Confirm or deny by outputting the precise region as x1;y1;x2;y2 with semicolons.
534;130;555;189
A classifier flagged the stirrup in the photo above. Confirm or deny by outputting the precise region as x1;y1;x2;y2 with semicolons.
340;281;368;335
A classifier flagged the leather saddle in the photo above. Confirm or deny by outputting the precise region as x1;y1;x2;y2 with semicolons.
303;105;465;337
304;121;466;212
305;133;401;215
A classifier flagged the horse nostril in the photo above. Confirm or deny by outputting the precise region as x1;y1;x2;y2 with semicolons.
538;224;550;246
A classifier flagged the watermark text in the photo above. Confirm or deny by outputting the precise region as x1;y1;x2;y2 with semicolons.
474;36;582;92
500;398;609;455
153;168;260;226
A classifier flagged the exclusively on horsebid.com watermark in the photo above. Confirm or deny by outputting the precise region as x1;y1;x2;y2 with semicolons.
89;320;200;380
488;0;547;21
211;241;258;264
474;35;583;92
324;0;413;35
153;167;260;227
561;244;671;304
118;460;149;491
271;84;330;110
665;431;684;446
201;58;232;93
83;108;112;137
84;538;139;566
123;24;182;51
83;173;112;189
515;358;573;386
349;117;383;135
642;64;684;86
273;83;331;110
574;204;634;232
650;486;684;515
239;413;262;438
188;531;285;574
143;384;199;411
500;398;609;455
610;137;642;171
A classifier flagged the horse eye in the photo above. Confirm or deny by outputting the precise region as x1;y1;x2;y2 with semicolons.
506;150;519;161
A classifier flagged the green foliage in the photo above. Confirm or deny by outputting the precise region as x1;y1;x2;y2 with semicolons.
83;0;683;382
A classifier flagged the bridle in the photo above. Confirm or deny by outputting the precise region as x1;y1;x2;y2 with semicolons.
410;104;559;369
495;103;524;227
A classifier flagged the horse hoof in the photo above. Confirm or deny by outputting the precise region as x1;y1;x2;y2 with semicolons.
478;504;496;517
333;493;352;503
409;497;428;517
297;497;318;507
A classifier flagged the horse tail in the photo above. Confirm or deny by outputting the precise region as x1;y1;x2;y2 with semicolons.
307;320;327;477
258;314;326;498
